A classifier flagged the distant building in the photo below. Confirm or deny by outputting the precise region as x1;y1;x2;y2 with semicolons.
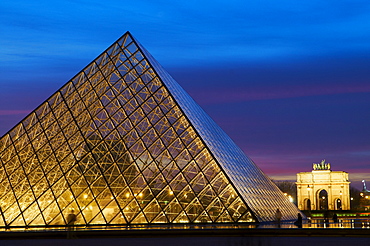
359;180;370;210
296;160;350;210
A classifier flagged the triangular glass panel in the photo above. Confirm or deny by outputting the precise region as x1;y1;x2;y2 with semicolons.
109;211;127;225
184;198;203;223
206;198;224;222
131;211;147;224
48;213;65;226
195;210;212;223
22;202;41;226
216;210;234;223
156;186;175;209
41;200;61;225
123;199;141;223
164;199;183;223
114;187;131;210
89;210;107;225
27;211;45;226
152;210;169;224
143;200;161;223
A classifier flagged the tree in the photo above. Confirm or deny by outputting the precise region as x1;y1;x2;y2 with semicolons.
273;180;297;205
350;186;361;210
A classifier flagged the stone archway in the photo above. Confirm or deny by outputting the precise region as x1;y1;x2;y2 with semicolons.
304;198;311;210
335;198;342;210
317;190;328;210
296;160;350;210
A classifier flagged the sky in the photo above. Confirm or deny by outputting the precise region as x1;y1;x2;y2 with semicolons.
1;0;370;189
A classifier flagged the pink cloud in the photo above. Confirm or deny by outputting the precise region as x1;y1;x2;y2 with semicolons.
192;83;370;105
0;110;31;116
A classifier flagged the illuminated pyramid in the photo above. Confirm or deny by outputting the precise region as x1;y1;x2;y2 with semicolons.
0;32;302;227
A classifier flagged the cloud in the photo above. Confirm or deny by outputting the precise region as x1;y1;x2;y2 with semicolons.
268;174;297;181
349;151;370;157
349;173;370;182
190;82;370;105
0;110;31;116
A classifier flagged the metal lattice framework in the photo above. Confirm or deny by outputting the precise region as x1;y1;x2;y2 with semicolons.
0;32;302;227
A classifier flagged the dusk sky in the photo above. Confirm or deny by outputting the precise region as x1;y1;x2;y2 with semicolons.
1;1;370;189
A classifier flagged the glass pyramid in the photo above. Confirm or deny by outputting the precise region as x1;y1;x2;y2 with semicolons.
0;32;301;227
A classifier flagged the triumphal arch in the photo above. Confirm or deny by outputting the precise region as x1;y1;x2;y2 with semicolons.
296;160;350;210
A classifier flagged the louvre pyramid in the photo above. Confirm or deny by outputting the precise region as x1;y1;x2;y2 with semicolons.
0;32;302;227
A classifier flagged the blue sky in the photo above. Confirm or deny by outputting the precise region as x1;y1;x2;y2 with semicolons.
1;0;370;189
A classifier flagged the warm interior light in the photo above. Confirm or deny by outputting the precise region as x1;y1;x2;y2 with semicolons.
288;196;293;203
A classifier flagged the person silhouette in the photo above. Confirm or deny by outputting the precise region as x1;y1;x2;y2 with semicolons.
332;213;338;223
294;213;303;228
67;210;77;228
275;209;282;227
66;209;77;238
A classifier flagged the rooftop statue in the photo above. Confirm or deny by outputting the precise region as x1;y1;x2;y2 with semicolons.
313;159;331;170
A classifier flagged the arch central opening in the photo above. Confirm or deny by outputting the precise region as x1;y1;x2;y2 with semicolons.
336;199;342;210
304;198;311;210
318;190;328;210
